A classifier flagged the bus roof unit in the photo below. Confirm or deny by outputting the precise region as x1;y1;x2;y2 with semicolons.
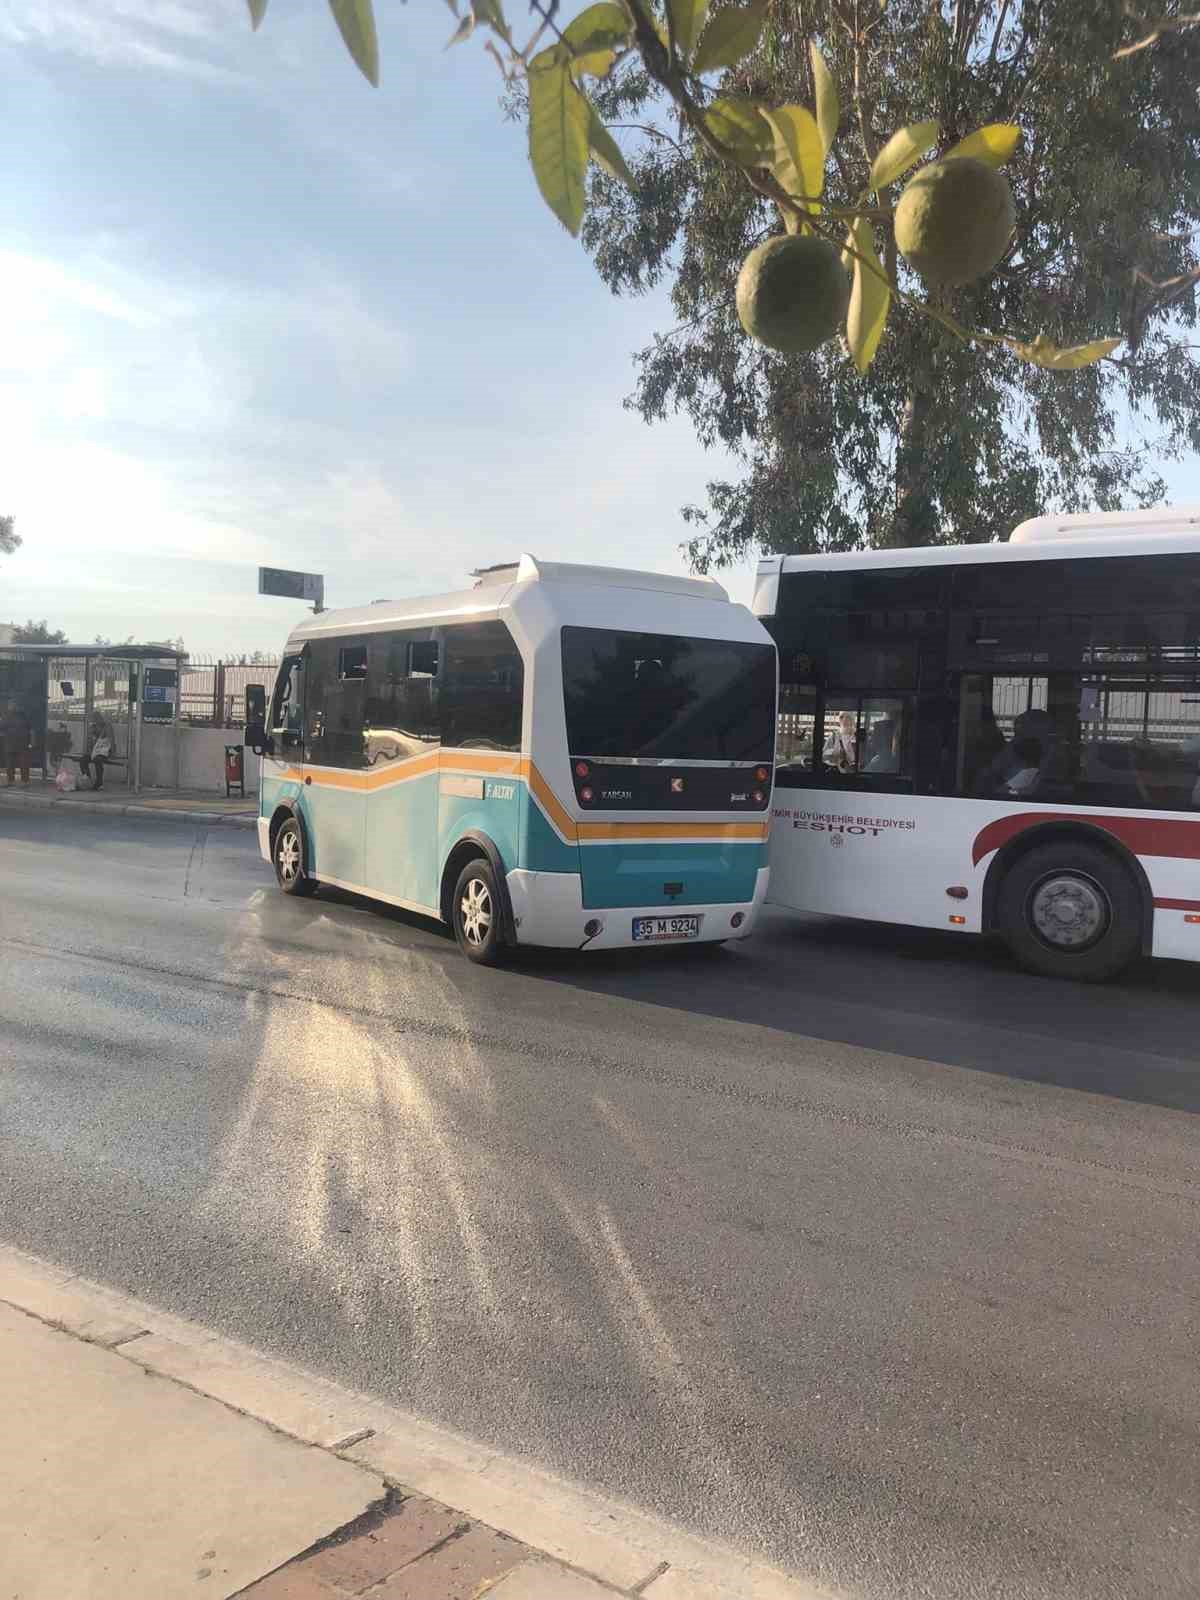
1010;508;1200;543
287;556;731;646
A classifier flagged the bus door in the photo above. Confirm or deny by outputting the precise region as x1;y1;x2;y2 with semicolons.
263;652;306;814
302;638;367;889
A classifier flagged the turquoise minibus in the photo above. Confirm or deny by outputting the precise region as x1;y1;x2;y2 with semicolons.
249;556;777;962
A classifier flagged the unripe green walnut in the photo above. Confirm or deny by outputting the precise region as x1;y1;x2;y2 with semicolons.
894;157;1015;287
735;235;850;355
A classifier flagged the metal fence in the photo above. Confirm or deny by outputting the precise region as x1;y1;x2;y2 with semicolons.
177;657;279;727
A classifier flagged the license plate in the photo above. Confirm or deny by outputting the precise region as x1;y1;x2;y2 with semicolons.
632;914;702;942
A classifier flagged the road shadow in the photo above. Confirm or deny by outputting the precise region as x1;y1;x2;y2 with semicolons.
272;871;1200;1117
523;911;1200;1114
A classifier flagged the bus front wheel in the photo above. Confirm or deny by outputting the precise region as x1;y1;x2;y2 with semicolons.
273;816;318;898
998;841;1141;983
452;858;507;966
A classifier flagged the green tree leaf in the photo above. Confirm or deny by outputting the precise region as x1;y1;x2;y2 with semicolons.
668;0;709;60
845;217;890;375
809;41;838;155
693;1;767;74
328;0;379;85
574;47;618;77
704;97;773;165
1008;335;1121;370
868;120;938;190
588;105;636;188
445;11;475;47
763;104;824;207
563;2;631;70
247;0;268;28
473;0;513;46
943;123;1021;168
528;54;591;236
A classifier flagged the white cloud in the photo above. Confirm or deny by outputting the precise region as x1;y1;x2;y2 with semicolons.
0;249;184;334
0;0;243;82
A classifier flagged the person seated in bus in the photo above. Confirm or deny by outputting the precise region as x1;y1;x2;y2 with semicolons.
823;711;858;772
1004;736;1043;796
865;717;900;773
1132;742;1175;808
965;705;1006;791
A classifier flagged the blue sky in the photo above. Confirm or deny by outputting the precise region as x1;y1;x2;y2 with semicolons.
0;0;749;653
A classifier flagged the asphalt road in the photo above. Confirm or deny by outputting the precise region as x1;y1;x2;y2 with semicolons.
2;807;1198;1600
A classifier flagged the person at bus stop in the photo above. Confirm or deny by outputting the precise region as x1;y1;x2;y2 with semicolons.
80;710;114;791
45;721;71;775
2;701;32;785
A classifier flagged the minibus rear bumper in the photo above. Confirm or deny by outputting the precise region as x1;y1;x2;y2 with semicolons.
506;867;769;950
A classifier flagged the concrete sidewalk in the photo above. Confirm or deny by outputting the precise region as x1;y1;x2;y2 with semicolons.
0;1245;831;1600
0;775;256;828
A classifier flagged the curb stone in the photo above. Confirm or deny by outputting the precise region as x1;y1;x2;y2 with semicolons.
0;794;257;829
0;1242;838;1600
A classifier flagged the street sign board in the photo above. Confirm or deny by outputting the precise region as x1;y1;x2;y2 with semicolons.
258;567;324;607
142;666;177;723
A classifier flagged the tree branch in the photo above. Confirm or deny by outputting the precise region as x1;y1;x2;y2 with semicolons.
611;122;686;157
1114;11;1200;59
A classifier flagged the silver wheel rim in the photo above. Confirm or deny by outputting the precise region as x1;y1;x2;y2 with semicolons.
278;828;301;886
459;877;492;947
1028;871;1110;952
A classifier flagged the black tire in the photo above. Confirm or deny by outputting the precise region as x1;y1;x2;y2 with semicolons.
273;815;318;898
997;841;1141;982
451;858;507;965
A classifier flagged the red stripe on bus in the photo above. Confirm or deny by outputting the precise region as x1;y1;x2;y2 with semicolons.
971;813;1200;868
1153;897;1200;912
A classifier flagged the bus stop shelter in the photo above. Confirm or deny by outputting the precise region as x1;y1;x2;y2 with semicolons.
0;643;187;794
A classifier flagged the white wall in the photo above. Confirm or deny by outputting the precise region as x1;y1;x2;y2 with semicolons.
139;723;262;794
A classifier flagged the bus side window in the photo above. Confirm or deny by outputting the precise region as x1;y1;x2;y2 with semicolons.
440;622;524;752
819;695;915;786
776;682;817;778
364;631;441;764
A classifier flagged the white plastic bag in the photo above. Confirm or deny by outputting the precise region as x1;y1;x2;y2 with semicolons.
54;767;76;793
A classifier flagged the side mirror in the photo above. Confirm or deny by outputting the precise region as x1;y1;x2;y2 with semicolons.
244;684;271;756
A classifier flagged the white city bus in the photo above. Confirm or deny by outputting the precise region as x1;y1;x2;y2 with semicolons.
250;556;777;963
754;509;1200;981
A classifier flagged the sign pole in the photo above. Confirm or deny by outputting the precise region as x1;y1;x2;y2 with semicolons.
132;662;144;794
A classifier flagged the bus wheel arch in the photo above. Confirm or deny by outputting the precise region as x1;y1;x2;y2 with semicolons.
440;834;516;950
983;822;1150;980
269;805;318;897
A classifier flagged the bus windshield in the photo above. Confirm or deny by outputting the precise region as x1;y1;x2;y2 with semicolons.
561;626;776;762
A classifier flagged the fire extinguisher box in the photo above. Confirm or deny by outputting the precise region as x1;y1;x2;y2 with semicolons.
224;744;245;799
